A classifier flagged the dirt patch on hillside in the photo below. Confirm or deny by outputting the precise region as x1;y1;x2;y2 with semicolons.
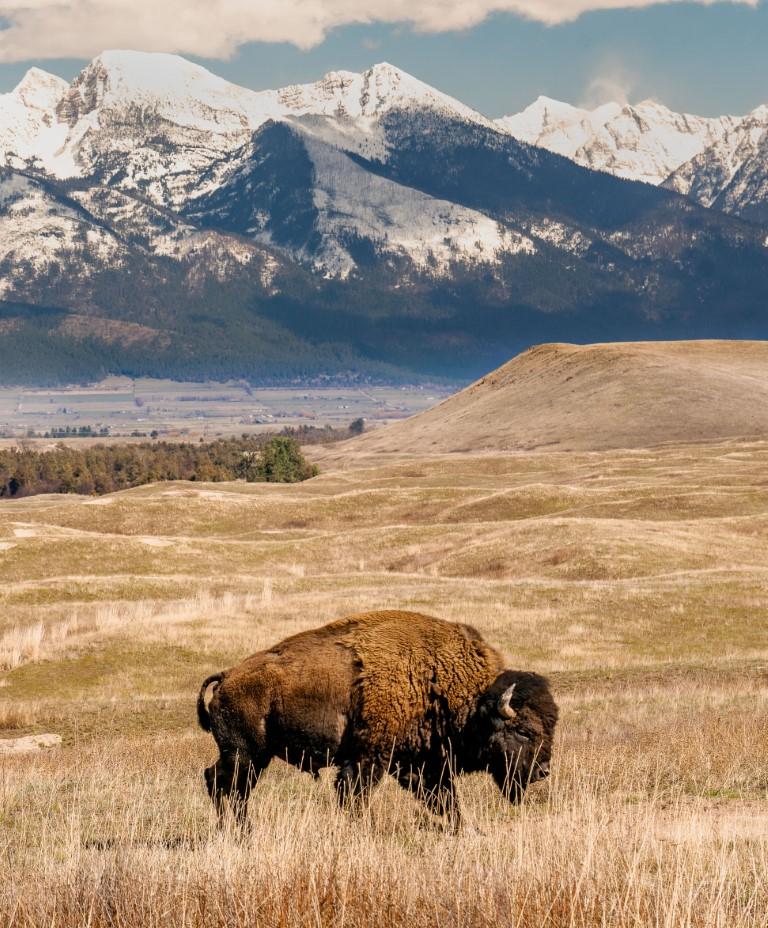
0;733;61;753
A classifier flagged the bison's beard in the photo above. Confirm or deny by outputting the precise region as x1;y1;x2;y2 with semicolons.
490;747;550;803
490;759;530;803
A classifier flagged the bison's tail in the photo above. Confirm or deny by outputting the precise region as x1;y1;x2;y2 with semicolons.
197;673;223;732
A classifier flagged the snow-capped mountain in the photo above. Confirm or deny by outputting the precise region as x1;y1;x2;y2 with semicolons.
50;51;276;204
497;97;622;159
498;92;768;223
0;51;515;274
277;61;492;125
664;104;768;222
1;51;767;385
497;96;739;186
6;52;491;200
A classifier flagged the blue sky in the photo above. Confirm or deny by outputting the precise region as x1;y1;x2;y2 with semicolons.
1;1;766;117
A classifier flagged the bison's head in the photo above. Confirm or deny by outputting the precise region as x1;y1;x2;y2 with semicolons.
470;670;558;802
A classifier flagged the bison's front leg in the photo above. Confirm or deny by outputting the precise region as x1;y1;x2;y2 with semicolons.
205;753;265;828
400;765;461;832
334;759;383;813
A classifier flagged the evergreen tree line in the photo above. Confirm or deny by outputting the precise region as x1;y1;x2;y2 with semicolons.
278;419;365;444
0;435;317;499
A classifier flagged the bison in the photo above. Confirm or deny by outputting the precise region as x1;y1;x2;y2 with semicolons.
197;610;557;827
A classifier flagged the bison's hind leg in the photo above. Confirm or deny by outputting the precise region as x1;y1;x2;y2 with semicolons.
205;751;269;828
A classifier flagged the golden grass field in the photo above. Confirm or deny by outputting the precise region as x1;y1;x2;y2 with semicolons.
1;438;767;926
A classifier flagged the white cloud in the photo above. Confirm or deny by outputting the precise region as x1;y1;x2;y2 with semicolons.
0;0;758;62
579;62;636;108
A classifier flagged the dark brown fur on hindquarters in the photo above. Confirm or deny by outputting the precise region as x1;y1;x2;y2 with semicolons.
197;610;558;826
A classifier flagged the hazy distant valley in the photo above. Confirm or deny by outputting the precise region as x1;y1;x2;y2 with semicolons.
0;378;450;443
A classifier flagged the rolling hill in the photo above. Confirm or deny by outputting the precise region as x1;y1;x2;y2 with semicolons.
345;340;768;453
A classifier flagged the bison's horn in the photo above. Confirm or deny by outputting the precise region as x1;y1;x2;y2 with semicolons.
498;684;517;719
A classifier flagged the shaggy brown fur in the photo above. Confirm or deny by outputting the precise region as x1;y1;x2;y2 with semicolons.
198;610;558;827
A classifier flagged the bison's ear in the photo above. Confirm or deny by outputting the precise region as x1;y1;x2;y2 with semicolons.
497;684;517;720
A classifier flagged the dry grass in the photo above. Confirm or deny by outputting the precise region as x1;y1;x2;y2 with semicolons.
1;439;767;926
3;692;766;928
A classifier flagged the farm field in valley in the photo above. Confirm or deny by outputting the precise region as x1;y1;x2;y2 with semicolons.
0;437;766;925
0;378;452;443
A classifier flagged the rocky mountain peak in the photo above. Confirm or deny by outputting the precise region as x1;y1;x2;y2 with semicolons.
56;57;109;125
11;67;68;112
55;49;270;128
275;61;489;127
498;93;744;185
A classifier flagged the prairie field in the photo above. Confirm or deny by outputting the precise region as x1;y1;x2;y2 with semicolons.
0;439;767;927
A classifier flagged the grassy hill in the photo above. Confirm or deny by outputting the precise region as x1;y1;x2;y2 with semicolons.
345;340;768;453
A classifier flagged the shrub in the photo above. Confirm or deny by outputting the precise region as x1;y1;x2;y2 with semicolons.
256;436;318;483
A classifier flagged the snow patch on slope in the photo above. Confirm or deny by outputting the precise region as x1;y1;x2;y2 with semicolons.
300;137;535;276
527;218;592;256
0;171;124;296
69;184;199;256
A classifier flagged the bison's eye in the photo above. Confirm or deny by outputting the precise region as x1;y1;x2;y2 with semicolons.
514;727;531;742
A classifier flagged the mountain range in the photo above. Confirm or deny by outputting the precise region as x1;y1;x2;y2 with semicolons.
1;51;767;385
499;95;768;220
